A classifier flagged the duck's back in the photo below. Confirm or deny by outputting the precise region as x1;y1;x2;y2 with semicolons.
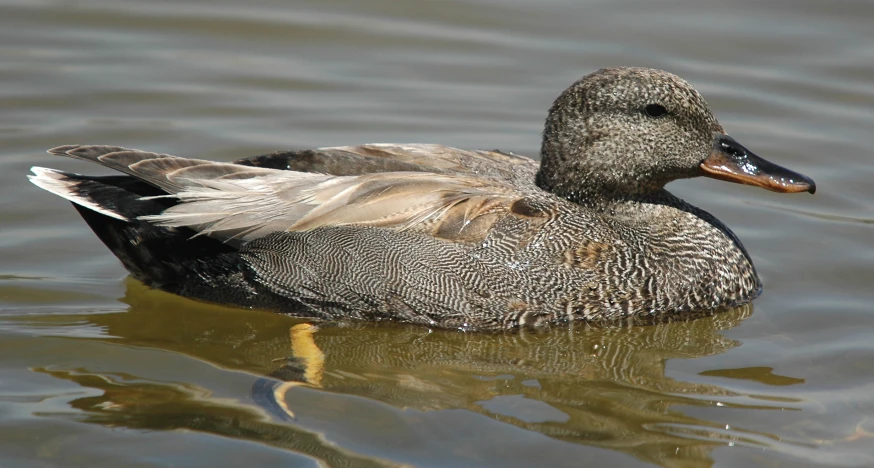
235;143;539;183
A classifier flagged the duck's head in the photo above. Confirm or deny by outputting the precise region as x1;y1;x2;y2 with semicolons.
536;67;815;204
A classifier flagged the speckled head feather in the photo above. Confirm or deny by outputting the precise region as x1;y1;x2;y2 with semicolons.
537;67;725;203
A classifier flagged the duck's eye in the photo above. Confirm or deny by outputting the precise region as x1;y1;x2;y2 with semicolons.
644;104;668;118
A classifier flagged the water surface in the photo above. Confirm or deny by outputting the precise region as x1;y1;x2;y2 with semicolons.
1;0;873;466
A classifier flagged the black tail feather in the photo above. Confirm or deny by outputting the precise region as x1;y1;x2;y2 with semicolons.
61;174;265;308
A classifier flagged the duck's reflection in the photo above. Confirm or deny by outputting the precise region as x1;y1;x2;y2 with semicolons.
253;302;770;466
33;279;808;468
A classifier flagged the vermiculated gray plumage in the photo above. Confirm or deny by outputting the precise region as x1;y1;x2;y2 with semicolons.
28;67;815;330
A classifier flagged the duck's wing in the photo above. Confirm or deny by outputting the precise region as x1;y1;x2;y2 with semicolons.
234;143;539;183
44;144;280;193
42;145;546;245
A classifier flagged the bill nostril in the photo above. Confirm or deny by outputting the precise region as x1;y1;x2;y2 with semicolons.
721;142;744;158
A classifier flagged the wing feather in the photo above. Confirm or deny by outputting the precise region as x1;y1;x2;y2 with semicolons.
141;170;524;244
47;144;540;245
234;143;539;184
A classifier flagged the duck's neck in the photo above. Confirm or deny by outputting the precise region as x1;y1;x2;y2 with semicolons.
535;145;670;207
534;165;670;212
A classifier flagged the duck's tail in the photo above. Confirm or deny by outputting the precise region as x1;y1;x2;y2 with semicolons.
28;167;263;306
29;167;139;221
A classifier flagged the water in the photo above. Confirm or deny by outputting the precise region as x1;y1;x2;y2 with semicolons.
1;0;873;466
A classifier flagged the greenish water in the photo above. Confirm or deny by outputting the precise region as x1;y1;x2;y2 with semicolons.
1;0;873;466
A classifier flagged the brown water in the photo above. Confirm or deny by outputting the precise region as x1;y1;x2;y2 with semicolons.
1;0;872;466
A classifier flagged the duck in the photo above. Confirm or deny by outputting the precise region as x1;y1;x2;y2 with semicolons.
28;67;815;330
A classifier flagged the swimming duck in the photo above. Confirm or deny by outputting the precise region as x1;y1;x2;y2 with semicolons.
29;67;815;330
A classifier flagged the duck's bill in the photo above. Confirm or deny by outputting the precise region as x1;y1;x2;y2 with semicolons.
700;134;816;194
